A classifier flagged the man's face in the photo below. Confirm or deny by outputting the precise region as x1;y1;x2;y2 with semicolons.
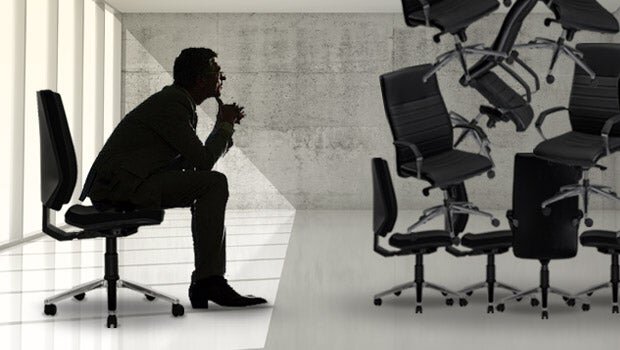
202;59;225;99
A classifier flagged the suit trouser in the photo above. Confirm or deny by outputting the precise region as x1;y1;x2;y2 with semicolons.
138;170;229;282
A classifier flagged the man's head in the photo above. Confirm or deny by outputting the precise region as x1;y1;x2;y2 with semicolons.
173;47;225;104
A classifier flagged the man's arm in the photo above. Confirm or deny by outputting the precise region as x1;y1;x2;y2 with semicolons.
148;99;233;171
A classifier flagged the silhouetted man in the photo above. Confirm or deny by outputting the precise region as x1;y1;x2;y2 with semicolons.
82;47;266;308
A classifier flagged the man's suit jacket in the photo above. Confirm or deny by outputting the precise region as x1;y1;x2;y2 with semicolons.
82;84;233;209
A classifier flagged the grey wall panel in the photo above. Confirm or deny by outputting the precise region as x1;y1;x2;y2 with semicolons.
122;12;617;209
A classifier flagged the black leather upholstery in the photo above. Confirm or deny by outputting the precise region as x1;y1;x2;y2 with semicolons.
389;231;453;250
400;149;493;188
402;0;500;34
468;71;534;131
534;44;620;168
534;131;620;167
461;230;512;251
372;158;397;238
549;0;619;34
580;230;620;251
380;65;493;188
511;154;581;260
65;205;164;231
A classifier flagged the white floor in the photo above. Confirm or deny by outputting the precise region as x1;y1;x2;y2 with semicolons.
0;209;295;350
265;210;620;350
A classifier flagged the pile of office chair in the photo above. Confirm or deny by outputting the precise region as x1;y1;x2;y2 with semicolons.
373;0;620;319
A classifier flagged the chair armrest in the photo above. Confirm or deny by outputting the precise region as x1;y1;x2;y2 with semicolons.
417;0;431;26
534;106;568;140
393;140;424;180
601;114;620;155
498;62;532;102
509;51;540;95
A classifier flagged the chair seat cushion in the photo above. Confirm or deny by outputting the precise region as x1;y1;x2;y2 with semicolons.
461;230;512;251
580;230;620;250
470;72;534;132
65;204;164;231
533;131;620;168
389;230;452;250
400;150;493;188
552;0;619;34
408;0;499;34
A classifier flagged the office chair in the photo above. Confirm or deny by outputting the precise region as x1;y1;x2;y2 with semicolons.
37;90;184;328
533;43;620;227
371;158;466;313
400;0;510;82
380;64;499;238
515;0;619;84
453;0;540;148
574;229;620;313
495;153;587;319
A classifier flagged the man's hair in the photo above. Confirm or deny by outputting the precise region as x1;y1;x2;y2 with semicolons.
173;47;218;88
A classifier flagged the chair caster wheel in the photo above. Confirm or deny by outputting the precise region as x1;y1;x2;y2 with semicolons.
172;303;184;317
565;298;576;307
466;291;473;297
582;303;590;312
487;305;495;314
531;298;540;307
446;298;454;306
503;0;512;7
459;298;468;307
613;305;619;314
374;298;382;306
145;294;156;301
415;305;423;314
585;218;593;227
546;75;555;84
394;291;401;297
487;170;495;179
441;292;448;297
541;310;549;319
422;188;430;197
491;218;500;227
44;304;57;316
516;297;523;302
542;207;551;216
74;293;85;301
107;315;117;328
496;303;505;312
587;292;593;297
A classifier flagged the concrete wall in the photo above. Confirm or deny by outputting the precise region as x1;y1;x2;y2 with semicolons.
122;11;620;210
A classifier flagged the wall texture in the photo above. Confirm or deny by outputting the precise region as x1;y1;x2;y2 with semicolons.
122;11;620;210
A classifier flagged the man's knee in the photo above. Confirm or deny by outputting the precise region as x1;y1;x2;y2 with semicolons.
209;171;229;200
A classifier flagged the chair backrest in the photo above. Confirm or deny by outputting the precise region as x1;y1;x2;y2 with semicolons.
511;153;582;260
37;90;78;211
400;0;442;27
569;44;620;136
380;64;453;174
372;158;397;238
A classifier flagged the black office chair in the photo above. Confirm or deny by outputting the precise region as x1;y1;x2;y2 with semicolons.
380;64;499;237
533;43;620;227
453;0;540;148
515;0;619;84
371;158;466;313
495;153;587;319
37;90;184;328
400;0;509;81
574;229;620;313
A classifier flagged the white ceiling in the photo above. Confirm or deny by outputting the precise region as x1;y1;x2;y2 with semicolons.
104;0;619;14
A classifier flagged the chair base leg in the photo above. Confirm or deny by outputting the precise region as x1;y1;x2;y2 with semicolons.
373;254;465;313
574;253;619;314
